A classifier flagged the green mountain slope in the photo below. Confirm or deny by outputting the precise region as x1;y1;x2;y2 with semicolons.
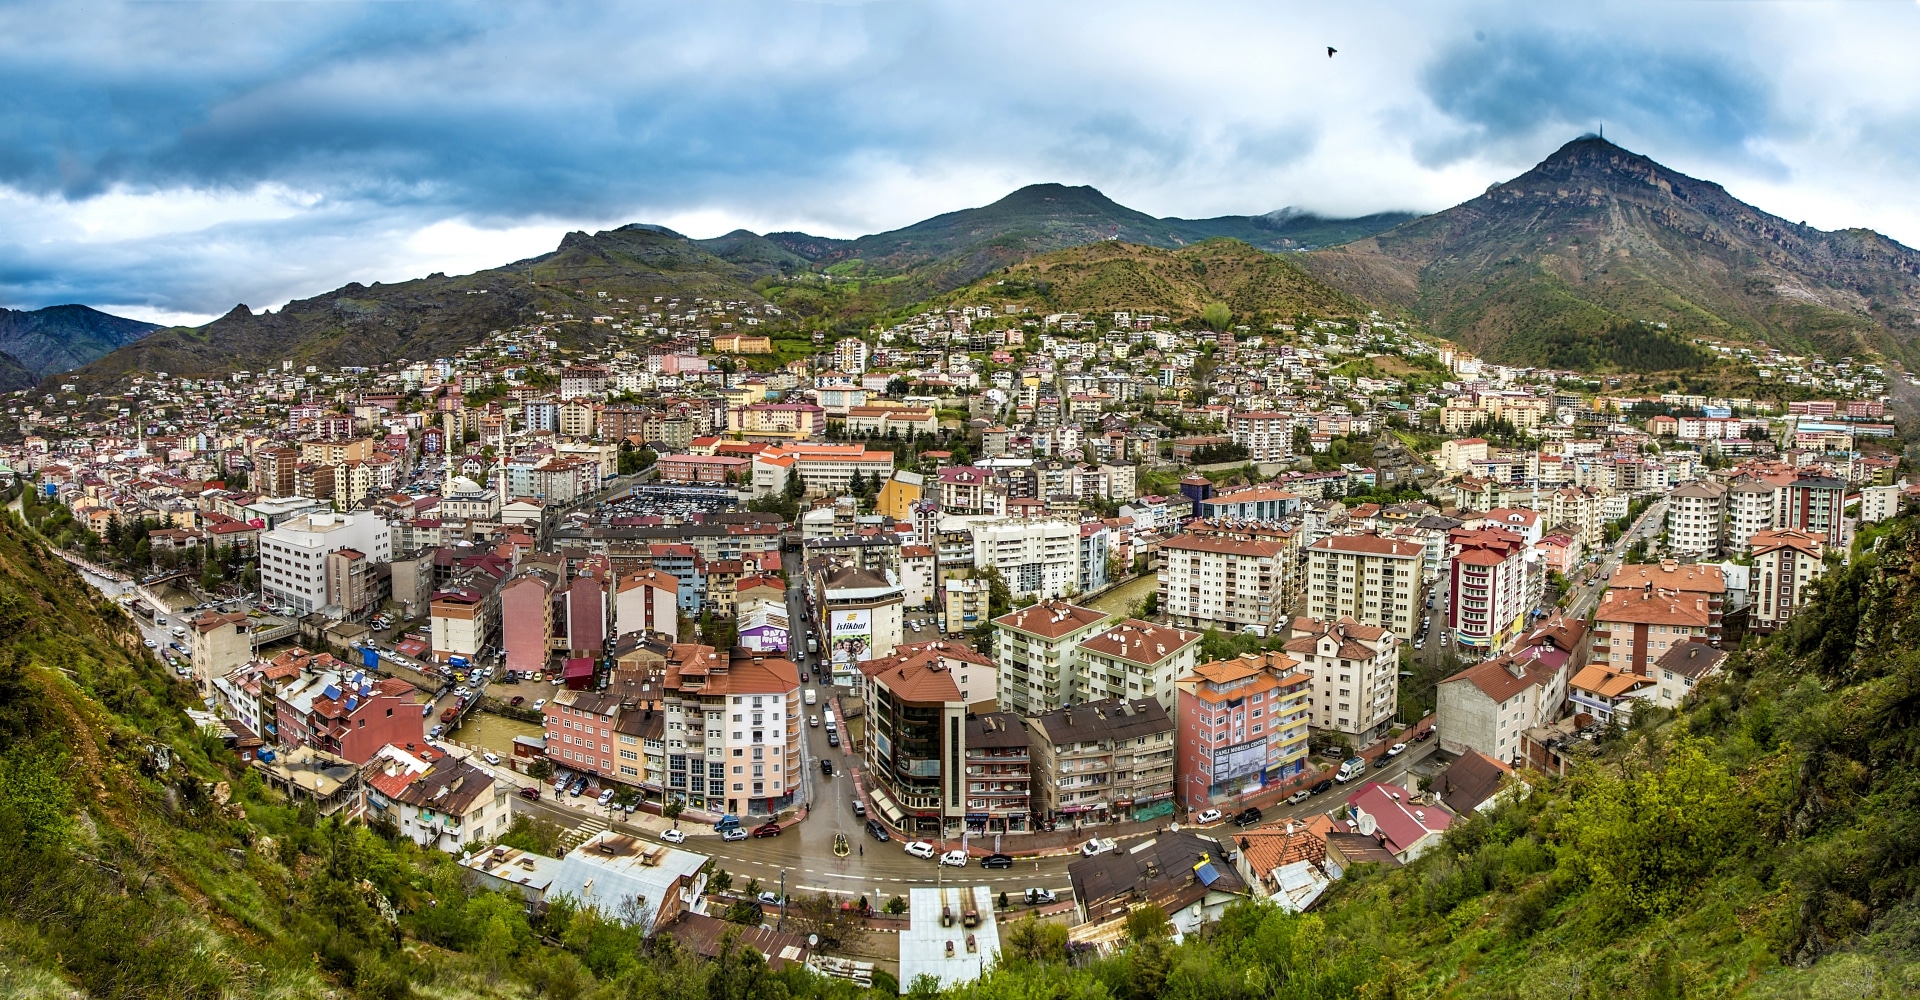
5;495;1920;995
0;351;36;391
1303;136;1920;370
0;304;158;379
928;238;1368;323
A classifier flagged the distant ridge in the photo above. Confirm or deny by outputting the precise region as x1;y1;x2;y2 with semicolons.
0;304;158;380
1303;136;1920;370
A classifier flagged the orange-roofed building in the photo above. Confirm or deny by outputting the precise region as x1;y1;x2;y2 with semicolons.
1567;664;1658;725
1076;618;1202;711
1174;650;1312;809
1590;585;1713;676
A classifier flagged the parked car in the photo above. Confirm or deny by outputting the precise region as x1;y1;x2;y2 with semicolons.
809;715;820;727
532;699;547;711
509;695;525;706
939;849;968;867
980;853;1014;869
597;789;616;806
852;799;867;817
1079;838;1117;857
866;818;890;841
569;777;588;796
826;730;840;747
820;759;833;776
720;827;748;842
752;822;783;838
661;828;686;844
483;752;501;765
904;840;936;859
1234;806;1264;827
1193;808;1222;825
518;786;541;800
1024;888;1057;905
428;724;444;739
757;891;784;905
1285;789;1311;805
1414;728;1435;742
1386;742;1408;757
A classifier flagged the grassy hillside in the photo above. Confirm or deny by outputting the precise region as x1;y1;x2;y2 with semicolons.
923;239;1368;327
4;497;1920;998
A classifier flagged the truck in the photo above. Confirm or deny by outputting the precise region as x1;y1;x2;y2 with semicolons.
823;709;835;731
806;637;819;655
439;705;460;724
1079;837;1118;858
1335;756;1368;783
804;689;817;706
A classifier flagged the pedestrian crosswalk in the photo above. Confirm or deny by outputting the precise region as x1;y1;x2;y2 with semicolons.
556;814;608;852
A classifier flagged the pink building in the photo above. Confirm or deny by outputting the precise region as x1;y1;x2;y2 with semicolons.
560;557;613;656
499;565;558;678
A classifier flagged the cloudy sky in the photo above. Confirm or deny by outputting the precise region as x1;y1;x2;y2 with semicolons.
4;0;1919;326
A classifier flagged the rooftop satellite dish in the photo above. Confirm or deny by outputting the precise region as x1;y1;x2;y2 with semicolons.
1357;813;1377;837
809;934;819;947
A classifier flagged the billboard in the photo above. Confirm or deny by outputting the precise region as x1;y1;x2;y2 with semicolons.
1209;738;1267;784
829;608;873;668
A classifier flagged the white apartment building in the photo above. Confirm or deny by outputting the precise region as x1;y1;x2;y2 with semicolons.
834;338;870;374
1229;412;1297;463
1725;478;1777;554
656;648;804;817
364;748;512;854
259;509;392;614
1157;533;1290;634
972;518;1080;599
1664;480;1727;558
1282;616;1401;741
1435;649;1570;764
992;600;1112;714
1074;619;1202;712
1858;483;1903;524
1304;533;1423;640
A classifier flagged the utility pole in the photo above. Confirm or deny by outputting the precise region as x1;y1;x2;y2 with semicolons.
778;870;787;930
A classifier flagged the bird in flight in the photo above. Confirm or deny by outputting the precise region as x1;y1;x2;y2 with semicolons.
1327;46;1337;58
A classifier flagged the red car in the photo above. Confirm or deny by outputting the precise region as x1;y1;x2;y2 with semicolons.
518;786;541;800
751;822;783;838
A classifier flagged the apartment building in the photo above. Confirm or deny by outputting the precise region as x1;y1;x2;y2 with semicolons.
187;610;253;689
992;600;1112;714
942;575;991;636
1607;561;1726;646
1027;697;1175;824
363;749;511;854
1590;587;1713;676
1074;619;1202;711
859;645;973;835
1858;483;1903;524
615;569;680;642
1157;532;1290;633
1173;651;1312;809
1664;480;1728;558
258;509;392;615
1436;649;1569;765
1447;527;1531;652
1282;616;1400;742
1750;528;1825;634
1304;533;1423;640
430;575;499;664
970;517;1080;600
1785;476;1848;548
655;645;803;816
963;711;1032;834
499;564;559;679
1726;476;1779;553
1228;412;1297;462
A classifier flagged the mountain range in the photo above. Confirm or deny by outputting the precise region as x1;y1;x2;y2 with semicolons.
0;304;158;389
1302;136;1920;370
53;136;1920;383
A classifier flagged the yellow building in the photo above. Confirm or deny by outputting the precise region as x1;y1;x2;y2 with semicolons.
713;334;774;354
875;470;925;519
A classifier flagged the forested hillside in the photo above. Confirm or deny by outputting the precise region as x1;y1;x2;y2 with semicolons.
3;500;1919;998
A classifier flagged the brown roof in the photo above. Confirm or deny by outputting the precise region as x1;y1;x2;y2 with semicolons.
1654;641;1728;681
658;912;812;970
388;757;495;814
1434;750;1513;814
1608;561;1726;595
993;599;1109;639
1161;533;1285;558
1308;533;1424;558
1075;619;1200;666
1284;616;1392;660
860;647;963;704
965;711;1030;749
1595;587;1712;627
1439;652;1557;704
1033;697;1171;745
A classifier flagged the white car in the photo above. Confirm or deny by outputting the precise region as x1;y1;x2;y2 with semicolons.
483;752;501;765
1079;838;1117;857
758;890;784;905
904;840;936;859
939;849;968;867
1193;808;1223;825
809;715;820;727
661;828;687;844
1386;743;1408;757
142;638;158;648
597;789;616;806
532;699;547;711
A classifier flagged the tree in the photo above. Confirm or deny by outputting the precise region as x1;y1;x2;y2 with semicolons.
980;566;1012;620
707;867;734;893
884;895;907;914
528;759;554;782
1201;302;1232;330
1125;901;1172;943
664;799;684;826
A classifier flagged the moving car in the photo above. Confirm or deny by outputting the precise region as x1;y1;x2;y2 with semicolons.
820;759;833;776
661;828;687;844
904;840;936;859
980;853;1014;869
1234;806;1264;827
518;786;541;800
1024;888;1057;905
143;639;157;648
852;799;867;817
483;752;501;765
1335;757;1368;783
720;827;748;842
1285;789;1311;805
1193;808;1222;825
939;849;968;867
809;715;819;728
758;891;784;905
1079;838;1117;857
866;818;890;841
1386;742;1408;757
752;822;783;838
